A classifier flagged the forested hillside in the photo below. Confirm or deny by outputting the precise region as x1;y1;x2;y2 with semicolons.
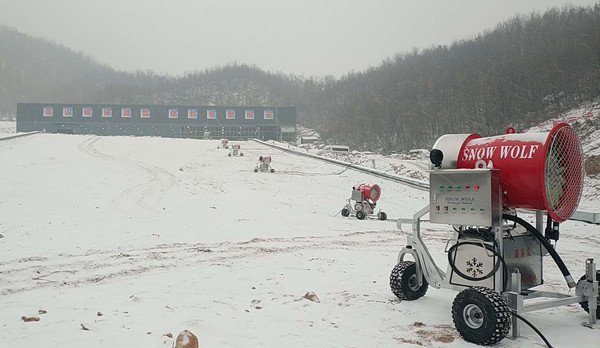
1;4;600;152
316;5;600;151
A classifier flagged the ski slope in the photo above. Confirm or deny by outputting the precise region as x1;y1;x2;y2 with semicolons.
0;132;599;347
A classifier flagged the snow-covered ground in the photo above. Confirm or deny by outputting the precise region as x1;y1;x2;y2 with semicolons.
0;121;599;347
0;121;16;134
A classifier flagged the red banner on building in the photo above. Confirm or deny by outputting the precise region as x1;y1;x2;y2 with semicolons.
102;107;112;118
43;106;53;117
63;107;73;117
207;109;216;119
121;108;131;118
82;107;92;117
226;109;235;119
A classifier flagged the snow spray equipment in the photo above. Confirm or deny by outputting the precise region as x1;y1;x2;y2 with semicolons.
218;139;229;149
254;155;275;173
432;122;584;222
340;184;386;220
390;123;597;345
228;144;244;157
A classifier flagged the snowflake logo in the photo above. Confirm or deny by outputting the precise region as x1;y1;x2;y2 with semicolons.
465;257;484;277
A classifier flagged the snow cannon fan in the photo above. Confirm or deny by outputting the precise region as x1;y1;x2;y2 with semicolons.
389;122;598;347
431;122;584;222
254;155;274;173
340;184;386;221
357;184;381;202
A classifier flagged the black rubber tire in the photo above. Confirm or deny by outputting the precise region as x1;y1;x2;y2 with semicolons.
270;168;275;173
389;261;428;301
228;153;231;157
356;211;366;220
452;287;511;346
378;212;387;221
240;153;244;156
341;208;350;217
578;270;600;319
254;168;258;173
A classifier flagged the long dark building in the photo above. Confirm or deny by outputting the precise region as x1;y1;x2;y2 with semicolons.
17;103;297;141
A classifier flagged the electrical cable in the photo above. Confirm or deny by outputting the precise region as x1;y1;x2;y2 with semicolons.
452;225;463;232
510;311;553;348
502;214;575;287
334;162;353;175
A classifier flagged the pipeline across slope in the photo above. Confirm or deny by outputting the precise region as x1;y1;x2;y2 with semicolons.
0;131;40;141
251;139;429;191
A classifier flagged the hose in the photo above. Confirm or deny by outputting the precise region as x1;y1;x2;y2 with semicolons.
502;214;575;288
511;311;553;348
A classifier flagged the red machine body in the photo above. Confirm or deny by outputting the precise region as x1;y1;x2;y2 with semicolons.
448;123;583;222
259;156;272;163
357;184;381;202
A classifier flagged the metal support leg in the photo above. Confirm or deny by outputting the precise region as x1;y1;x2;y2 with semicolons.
535;210;544;237
506;269;523;338
587;259;597;325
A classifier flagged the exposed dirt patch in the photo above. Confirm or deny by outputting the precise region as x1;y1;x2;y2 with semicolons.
399;322;458;346
394;337;424;346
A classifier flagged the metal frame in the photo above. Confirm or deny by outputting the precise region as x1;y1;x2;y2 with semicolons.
343;198;385;220
396;205;446;289
506;257;597;337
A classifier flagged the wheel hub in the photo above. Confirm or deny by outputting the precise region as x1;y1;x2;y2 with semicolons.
463;304;484;329
408;274;420;291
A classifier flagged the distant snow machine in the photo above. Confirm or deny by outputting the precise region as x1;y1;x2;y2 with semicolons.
217;138;229;149
341;184;387;220
228;144;244;157
254;155;275;173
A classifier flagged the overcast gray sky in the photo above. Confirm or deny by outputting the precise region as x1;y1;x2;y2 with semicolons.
0;0;598;77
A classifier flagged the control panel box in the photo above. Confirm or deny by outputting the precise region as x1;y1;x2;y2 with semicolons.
351;189;363;202
429;169;500;226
